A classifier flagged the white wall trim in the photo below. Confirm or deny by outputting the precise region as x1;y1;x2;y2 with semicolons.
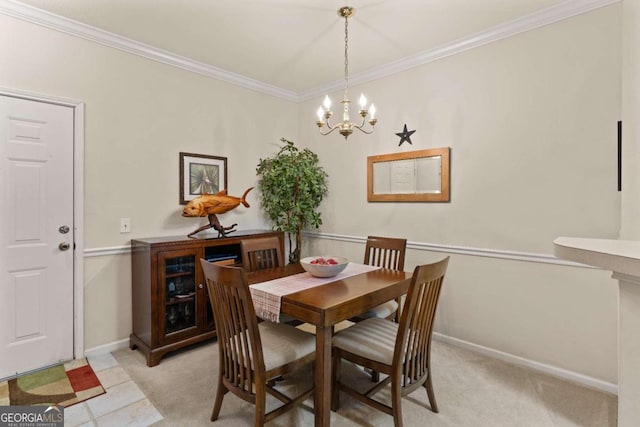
86;333;617;396
0;0;620;103
0;86;86;362
433;332;618;395
0;0;297;102
83;233;595;269
73;100;85;362
84;245;131;257
304;231;595;269
300;0;620;100
83;338;130;360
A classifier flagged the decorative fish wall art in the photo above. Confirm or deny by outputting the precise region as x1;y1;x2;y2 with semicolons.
182;187;253;237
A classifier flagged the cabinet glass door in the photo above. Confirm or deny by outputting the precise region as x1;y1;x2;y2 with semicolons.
160;252;198;340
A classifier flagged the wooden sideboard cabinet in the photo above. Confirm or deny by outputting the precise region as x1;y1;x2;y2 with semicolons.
129;229;285;366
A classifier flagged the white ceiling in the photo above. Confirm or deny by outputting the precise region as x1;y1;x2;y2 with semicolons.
10;0;606;95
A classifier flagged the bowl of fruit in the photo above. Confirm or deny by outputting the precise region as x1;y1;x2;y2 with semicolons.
300;256;349;278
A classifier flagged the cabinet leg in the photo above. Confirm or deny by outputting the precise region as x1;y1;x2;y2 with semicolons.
148;353;161;367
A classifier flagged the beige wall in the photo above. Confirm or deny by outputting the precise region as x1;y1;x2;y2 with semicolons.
1;4;623;385
622;0;640;240
0;13;297;348
302;5;621;251
300;5;621;384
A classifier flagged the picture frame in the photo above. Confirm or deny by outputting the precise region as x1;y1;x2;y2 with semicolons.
179;152;228;205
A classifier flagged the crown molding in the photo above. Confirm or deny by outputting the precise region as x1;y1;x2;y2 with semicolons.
298;0;621;100
0;0;298;101
1;0;620;103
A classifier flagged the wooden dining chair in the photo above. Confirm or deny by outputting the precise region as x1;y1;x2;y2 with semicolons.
352;236;407;322
241;236;284;272
331;257;450;427
241;236;301;326
200;259;315;426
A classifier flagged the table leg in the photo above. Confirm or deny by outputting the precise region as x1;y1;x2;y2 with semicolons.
315;325;332;427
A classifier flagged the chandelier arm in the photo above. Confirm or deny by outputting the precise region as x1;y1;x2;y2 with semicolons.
353;115;375;134
324;117;336;131
353;124;374;135
319;126;339;136
354;115;369;129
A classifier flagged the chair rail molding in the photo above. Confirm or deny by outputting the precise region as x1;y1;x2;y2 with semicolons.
85;234;596;269
305;231;593;268
84;245;130;257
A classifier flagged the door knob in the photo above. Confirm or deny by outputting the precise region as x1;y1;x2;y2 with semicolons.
59;242;70;251
199;284;204;289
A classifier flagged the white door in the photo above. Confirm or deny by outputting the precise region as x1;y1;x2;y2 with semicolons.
0;95;74;378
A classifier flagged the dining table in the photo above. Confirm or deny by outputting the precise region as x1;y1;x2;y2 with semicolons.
246;262;411;427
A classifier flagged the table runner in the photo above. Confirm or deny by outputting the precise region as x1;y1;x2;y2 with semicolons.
250;263;381;322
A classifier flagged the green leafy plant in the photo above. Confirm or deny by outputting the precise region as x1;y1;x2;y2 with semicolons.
256;138;329;263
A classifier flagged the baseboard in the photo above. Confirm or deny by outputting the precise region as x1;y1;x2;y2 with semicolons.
85;333;617;395
433;332;617;395
83;338;130;359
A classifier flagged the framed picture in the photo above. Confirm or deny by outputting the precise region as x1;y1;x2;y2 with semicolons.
179;152;228;205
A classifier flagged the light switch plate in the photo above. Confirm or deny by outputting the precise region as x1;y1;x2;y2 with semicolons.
120;218;131;233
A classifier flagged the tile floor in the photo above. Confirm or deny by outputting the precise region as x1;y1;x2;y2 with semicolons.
64;353;163;427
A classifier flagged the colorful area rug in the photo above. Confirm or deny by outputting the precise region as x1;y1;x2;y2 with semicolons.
0;358;105;407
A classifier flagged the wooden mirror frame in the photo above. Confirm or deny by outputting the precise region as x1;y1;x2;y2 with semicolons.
367;147;450;202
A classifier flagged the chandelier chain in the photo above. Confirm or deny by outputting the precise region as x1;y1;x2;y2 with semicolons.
343;16;349;100
315;6;377;139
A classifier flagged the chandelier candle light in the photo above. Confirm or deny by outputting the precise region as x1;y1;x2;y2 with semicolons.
316;6;377;140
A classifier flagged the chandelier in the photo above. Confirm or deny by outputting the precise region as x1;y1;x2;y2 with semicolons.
315;6;377;140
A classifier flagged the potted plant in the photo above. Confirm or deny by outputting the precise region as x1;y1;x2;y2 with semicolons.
256;138;329;263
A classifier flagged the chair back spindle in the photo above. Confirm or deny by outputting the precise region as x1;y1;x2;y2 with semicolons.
241;236;284;272
202;262;265;396
355;236;407;324
394;258;448;390
364;236;406;271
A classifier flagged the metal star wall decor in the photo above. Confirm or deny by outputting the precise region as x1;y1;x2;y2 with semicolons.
395;124;416;146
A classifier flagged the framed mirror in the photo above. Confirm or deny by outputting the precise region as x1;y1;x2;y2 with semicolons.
367;147;450;202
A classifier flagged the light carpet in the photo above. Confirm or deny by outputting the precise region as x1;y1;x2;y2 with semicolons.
112;339;616;426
